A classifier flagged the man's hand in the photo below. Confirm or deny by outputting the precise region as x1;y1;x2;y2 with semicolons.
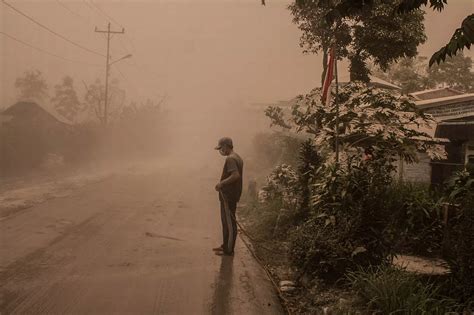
215;182;224;191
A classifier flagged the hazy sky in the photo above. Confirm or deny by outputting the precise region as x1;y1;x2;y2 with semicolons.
1;0;473;111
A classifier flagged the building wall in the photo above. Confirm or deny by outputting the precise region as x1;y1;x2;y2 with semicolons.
396;153;432;183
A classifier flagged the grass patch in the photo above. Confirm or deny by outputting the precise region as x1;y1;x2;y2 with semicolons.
347;265;461;314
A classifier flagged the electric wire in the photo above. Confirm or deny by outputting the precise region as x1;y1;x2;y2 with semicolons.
54;0;96;27
87;0;124;29
83;0;136;54
54;0;84;20
79;0;155;84
1;0;105;57
79;0;163;100
0;31;101;67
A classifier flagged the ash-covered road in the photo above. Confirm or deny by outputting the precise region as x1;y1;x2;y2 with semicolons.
0;162;283;314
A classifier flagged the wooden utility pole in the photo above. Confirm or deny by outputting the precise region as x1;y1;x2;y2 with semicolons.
95;23;124;125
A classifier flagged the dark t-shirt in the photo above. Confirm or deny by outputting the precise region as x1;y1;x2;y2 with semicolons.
220;152;244;203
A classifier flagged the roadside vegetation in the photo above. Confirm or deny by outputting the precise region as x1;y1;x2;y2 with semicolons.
238;1;474;313
239;83;474;314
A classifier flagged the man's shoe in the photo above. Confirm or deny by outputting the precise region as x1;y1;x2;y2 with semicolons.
214;251;234;256
212;245;224;252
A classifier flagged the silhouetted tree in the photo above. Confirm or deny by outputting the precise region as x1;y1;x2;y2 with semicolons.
288;1;473;67
83;78;125;124
428;53;474;92
373;53;474;94
289;1;426;84
52;76;81;122
15;69;48;102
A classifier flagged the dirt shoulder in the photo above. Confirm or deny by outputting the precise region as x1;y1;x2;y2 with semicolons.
0;168;114;220
237;202;361;314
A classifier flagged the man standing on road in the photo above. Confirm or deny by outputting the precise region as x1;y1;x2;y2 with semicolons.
213;137;243;256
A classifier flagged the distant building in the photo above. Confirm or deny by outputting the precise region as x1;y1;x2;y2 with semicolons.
399;88;474;184
0;101;73;175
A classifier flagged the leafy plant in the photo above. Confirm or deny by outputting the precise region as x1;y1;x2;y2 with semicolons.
289;157;394;282
266;82;447;165
260;164;299;208
385;183;444;255
443;170;474;303
347;265;460;314
297;139;321;217
445;170;474;201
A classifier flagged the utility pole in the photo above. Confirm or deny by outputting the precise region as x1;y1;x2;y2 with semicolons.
95;23;124;125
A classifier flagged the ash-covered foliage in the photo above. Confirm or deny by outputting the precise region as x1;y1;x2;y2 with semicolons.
443;170;474;304
265;82;446;163
259;83;449;282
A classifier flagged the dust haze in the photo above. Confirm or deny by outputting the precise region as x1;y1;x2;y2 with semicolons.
0;0;473;185
1;1;474;314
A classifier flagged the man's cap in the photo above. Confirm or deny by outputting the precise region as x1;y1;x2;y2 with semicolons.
215;137;233;150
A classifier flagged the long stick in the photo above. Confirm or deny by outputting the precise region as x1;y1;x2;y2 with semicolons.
334;49;340;163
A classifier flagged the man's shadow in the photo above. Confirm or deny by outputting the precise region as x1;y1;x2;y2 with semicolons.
209;256;234;315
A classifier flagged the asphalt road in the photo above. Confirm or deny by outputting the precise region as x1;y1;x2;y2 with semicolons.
0;162;284;315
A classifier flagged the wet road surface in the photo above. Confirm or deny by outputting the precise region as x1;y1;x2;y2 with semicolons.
0;163;284;314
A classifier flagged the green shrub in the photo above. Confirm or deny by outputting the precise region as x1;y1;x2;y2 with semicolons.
443;171;474;303
347;265;459;314
297;139;321;218
251;132;302;170
260;164;299;206
290;157;394;282
384;183;444;255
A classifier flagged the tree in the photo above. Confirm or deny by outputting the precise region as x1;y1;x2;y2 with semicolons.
83;78;125;124
51;76;81;122
83;79;105;124
289;0;426;83
385;57;434;94
374;53;474;94
371;56;434;94
15;69;48;102
289;1;473;67
428;53;474;92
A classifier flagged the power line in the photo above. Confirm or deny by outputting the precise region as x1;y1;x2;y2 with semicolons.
79;0;159;87
81;0;99;16
87;0;124;29
83;0;136;53
54;0;83;20
0;31;101;67
1;0;105;57
54;0;94;25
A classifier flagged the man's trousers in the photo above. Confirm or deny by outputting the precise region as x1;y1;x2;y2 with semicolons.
220;196;237;255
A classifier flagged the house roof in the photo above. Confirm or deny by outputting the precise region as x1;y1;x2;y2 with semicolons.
337;75;402;90
414;93;474;109
1;101;72;125
410;87;464;101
